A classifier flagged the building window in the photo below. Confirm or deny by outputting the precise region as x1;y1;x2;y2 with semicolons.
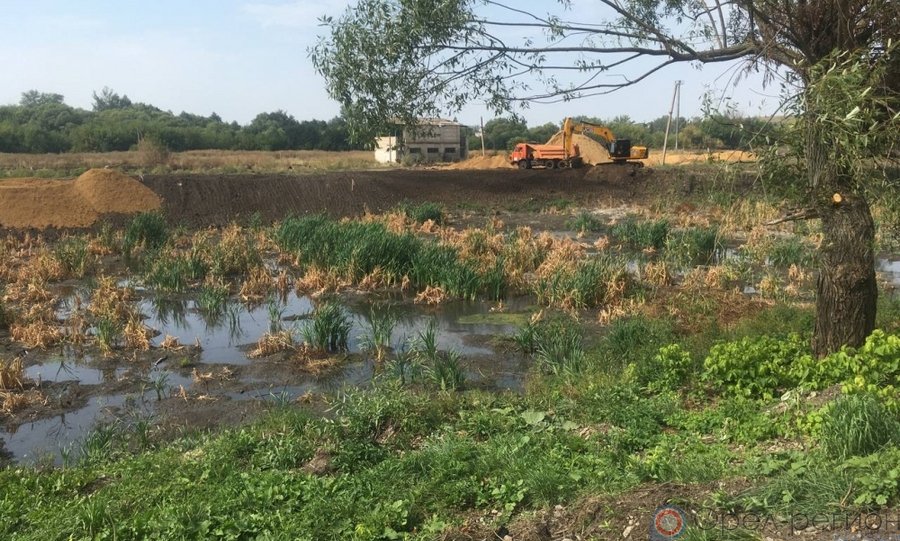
445;147;456;153
409;148;421;154
427;147;439;153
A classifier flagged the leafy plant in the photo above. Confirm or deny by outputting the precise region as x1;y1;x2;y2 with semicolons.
55;236;92;278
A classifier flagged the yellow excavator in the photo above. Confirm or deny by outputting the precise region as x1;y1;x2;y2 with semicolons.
508;117;649;169
562;117;649;165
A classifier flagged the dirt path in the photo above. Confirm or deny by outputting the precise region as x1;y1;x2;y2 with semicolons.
143;167;651;226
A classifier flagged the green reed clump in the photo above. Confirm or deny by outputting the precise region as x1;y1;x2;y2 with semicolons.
767;237;815;268
664;226;722;267
821;393;900;460
566;212;604;233
398;201;446;224
123;212;168;256
144;251;208;293
302;301;352;352
534;256;630;309
611;218;670;250
360;305;399;361
55;236;91;278
197;282;230;317
276;216;504;300
516;315;584;375
408;320;465;390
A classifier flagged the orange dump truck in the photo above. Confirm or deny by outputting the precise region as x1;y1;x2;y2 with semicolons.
508;143;583;169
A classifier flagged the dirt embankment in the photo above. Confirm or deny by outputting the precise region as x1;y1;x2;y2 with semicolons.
143;167;650;226
0;169;161;229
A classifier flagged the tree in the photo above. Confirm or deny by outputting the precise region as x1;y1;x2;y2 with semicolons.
19;90;65;108
92;87;133;112
313;0;899;356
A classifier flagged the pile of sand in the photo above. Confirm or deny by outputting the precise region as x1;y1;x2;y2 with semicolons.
0;168;161;229
446;154;514;170
545;132;611;165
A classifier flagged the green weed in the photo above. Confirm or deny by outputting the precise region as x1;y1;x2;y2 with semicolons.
517;315;585;375
534;256;630;309
197;281;229;316
664;226;721;267
360;305;398;361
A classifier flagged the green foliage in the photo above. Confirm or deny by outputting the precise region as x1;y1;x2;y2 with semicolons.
517;315;585;375
123;212;168;256
846;449;900;507
664;226;721;267
703;331;900;403
95;317;120;351
55;236;91;278
359;305;398;360
594;315;679;370
565;212;604;233
398;201;445;224
820;394;900;460
766;237;815;268
0;90;364;154
276;215;505;300
143;251;207;293
197;282;230;316
301;301;351;352
703;333;811;399
631;343;694;393
407;320;466;390
534;256;629;309
610;218;670;250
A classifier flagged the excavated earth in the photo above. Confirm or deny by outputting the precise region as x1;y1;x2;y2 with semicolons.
141;166;655;227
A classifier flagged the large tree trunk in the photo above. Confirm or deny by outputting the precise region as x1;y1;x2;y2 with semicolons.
807;136;878;358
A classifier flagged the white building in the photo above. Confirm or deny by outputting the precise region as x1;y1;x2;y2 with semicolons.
374;119;468;163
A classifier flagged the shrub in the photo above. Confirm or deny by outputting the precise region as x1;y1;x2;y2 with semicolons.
820;394;899;459
632;343;694;393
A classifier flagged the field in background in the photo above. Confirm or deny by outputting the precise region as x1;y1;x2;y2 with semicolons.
0;149;381;178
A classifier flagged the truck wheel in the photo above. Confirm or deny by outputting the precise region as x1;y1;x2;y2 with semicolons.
546;160;557;170
518;160;528;169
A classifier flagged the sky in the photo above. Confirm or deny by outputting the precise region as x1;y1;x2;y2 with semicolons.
0;0;785;127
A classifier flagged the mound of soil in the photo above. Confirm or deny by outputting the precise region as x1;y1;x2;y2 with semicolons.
0;169;161;229
447;154;514;169
546;132;611;165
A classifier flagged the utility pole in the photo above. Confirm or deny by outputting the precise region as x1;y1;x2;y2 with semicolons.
674;80;682;151
480;116;486;157
661;81;680;165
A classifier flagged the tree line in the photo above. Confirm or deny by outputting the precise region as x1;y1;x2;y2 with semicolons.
473;114;782;152
0;89;363;153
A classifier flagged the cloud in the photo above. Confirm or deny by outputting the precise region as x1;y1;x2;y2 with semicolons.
241;0;346;28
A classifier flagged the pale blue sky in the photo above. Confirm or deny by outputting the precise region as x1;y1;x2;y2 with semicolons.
0;0;782;126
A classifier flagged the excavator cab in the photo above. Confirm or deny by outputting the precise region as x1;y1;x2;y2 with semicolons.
608;139;632;160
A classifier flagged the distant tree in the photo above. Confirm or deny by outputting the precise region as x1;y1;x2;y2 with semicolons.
19;90;65;108
481;117;528;150
92;87;133;112
527;122;559;145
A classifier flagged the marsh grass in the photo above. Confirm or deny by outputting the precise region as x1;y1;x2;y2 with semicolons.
398;201;446;225
517;315;585;375
534;256;630;310
276;216;504;300
197;281;229;317
55;236;92;278
664;226;722;267
408;320;465;390
302;301;351;352
611;218;670;250
143;250;208;293
0;356;24;390
566;212;604;233
360;305;398;361
123;212;168;257
96;317;121;353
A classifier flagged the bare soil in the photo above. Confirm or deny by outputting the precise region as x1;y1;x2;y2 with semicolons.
142;167;652;227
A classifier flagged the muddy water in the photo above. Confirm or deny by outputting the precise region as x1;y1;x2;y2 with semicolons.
2;292;534;464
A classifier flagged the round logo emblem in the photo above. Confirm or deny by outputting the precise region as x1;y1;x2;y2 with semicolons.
651;505;686;539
